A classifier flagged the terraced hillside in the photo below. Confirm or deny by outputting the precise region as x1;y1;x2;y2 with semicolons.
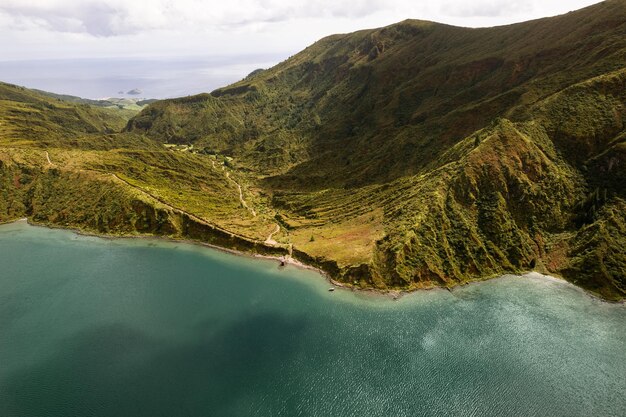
0;83;287;258
2;1;625;300
127;1;626;300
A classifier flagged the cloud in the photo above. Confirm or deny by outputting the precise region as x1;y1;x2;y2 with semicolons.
0;0;602;61
0;0;178;36
440;0;532;18
0;0;601;38
1;2;116;36
0;0;396;37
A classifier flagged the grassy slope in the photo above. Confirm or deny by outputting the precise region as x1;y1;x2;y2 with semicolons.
32;88;156;118
0;83;284;256
128;1;626;185
2;1;625;300
126;0;626;300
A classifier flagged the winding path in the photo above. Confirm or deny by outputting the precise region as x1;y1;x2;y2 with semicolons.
41;151;290;253
224;172;257;217
210;159;288;248
111;173;290;252
265;224;280;245
111;174;190;215
110;173;259;242
210;158;286;248
211;159;256;216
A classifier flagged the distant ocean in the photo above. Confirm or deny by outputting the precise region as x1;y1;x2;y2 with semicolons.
0;55;285;99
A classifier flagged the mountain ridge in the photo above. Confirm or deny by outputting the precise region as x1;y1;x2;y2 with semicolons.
128;1;626;188
1;1;625;299
125;0;626;299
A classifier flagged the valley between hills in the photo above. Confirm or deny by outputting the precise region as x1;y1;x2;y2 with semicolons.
1;0;625;300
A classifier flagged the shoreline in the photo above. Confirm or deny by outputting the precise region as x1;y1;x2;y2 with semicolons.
2;218;623;304
8;217;335;286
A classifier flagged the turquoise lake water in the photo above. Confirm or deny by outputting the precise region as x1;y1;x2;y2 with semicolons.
1;221;624;417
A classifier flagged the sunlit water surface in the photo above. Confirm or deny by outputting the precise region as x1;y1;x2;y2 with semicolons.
1;222;624;417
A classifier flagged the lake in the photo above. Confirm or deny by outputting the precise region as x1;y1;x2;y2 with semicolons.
0;221;624;417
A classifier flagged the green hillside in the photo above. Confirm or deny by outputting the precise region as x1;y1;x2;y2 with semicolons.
32;88;156;117
0;83;286;257
128;1;626;186
2;1;626;299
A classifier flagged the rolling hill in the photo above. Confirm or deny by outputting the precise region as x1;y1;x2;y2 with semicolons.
2;1;625;299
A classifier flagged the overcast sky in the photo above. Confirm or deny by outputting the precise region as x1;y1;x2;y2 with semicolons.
0;0;602;61
0;0;603;98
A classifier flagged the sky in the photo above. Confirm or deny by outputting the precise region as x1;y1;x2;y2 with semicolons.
0;0;602;98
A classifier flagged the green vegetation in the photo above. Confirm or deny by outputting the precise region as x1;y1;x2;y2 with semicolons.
0;83;285;257
2;1;626;299
33;88;155;117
